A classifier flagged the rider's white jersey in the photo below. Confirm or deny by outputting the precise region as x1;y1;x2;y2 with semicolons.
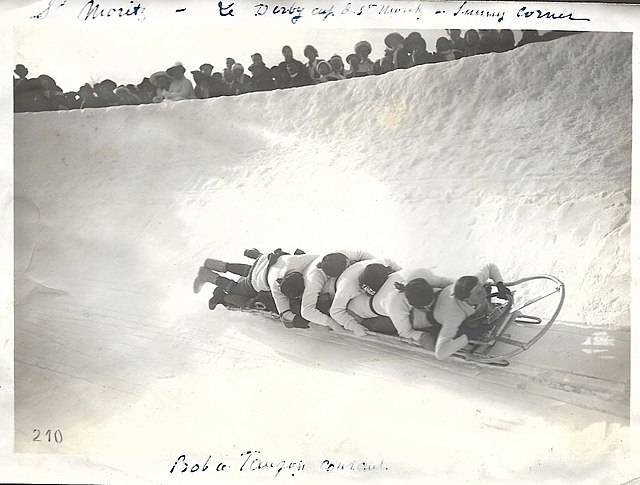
433;263;504;360
301;250;375;329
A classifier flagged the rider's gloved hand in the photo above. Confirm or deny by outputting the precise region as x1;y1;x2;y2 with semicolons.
418;332;434;350
463;323;493;341
495;281;512;299
280;310;296;327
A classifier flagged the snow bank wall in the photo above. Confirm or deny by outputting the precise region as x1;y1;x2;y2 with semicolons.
14;32;631;328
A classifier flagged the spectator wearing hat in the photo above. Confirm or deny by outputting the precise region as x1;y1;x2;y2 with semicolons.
345;54;362;79
114;85;141;105
384;32;412;70
94;79;120;107
478;30;500;54
164;63;195;101
222;57;236;83
248;53;276;92
354;40;375;75
149;71;172;103
330;259;402;337
446;29;467;53
230;63;252;95
285;62;313;88
374;49;395;75
328;54;346;80
517;30;543;48
135;78;155;104
300;250;375;331
13;64;29;89
315;60;334;83
37;74;69;110
277;45;310;88
433;37;462;63
78;83;101;109
403;32;431;66
13;64;46;113
462;30;481;57
497;29;516;52
191;70;211;99
63;91;81;110
209;72;230;97
303;45;324;82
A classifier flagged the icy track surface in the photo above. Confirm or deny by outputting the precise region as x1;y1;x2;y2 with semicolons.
12;33;632;483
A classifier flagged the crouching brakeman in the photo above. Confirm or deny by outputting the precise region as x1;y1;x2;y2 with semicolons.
193;248;318;328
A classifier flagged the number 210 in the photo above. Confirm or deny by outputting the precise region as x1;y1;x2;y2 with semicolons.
33;429;63;443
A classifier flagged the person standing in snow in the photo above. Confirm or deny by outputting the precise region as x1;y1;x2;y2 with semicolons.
301;251;376;331
347;268;455;344
330;259;402;336
427;263;511;360
193;249;318;328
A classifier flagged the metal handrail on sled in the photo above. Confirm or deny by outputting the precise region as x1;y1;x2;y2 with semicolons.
462;274;565;364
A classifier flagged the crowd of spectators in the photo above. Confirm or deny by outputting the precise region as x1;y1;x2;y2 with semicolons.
13;29;576;112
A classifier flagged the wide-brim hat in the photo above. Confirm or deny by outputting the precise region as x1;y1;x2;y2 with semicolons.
354;41;372;55
166;63;186;76
114;86;131;96
150;71;171;86
384;32;404;48
346;53;359;65
199;63;213;71
14;63;27;76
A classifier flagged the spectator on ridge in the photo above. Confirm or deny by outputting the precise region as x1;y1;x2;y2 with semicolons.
404;34;430;66
38;75;69;110
315;60;334;83
374;48;395;75
94;79;120;107
345;54;362;79
303;45;323;82
210;71;229;97
285;61;313;88
136;78;155;104
383;32;411;69
446;29;466;52
14;64;29;89
497;29;515;52
354;41;375;75
478;29;500;54
149;71;172;103
78;83;101;109
328;54;346;80
462;30;481;57
278;45;309;88
517;30;543;48
114;85;141;105
222;57;235;81
63;91;81;110
191;70;211;99
230;63;252;95
248;53;276;92
164;63;195;101
433;37;461;62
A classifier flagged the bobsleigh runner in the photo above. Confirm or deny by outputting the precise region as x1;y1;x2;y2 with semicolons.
223;275;565;368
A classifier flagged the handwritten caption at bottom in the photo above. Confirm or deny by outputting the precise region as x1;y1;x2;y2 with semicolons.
170;451;388;478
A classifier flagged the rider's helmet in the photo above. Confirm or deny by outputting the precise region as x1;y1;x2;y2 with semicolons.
316;253;349;278
358;263;389;296
400;278;434;308
454;275;480;300
279;271;305;299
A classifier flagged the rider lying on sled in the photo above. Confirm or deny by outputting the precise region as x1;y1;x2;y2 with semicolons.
345;263;511;360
